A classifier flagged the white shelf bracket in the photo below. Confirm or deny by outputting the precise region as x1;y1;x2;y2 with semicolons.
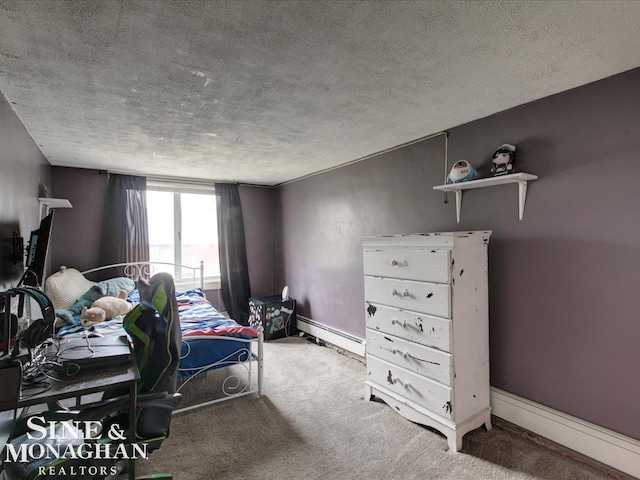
432;172;537;223
39;197;72;219
517;180;528;221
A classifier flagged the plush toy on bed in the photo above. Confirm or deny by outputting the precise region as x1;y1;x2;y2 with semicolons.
80;290;132;327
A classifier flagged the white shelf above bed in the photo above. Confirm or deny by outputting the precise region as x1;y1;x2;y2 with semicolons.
39;197;73;218
433;172;538;223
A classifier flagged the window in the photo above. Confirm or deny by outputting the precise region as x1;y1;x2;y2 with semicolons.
146;181;219;288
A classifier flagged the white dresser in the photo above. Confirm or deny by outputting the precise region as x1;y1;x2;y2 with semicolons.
363;231;492;451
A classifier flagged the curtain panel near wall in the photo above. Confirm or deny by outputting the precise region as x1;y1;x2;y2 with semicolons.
216;183;251;325
98;174;149;280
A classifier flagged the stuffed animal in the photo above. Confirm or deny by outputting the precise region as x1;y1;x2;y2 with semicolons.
491;144;516;176
80;290;132;327
448;159;478;183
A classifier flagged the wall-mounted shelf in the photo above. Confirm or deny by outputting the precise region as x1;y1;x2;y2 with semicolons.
39;197;73;219
433;172;538;223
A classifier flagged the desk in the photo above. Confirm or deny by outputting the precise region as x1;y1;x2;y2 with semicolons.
18;360;139;409
10;347;140;480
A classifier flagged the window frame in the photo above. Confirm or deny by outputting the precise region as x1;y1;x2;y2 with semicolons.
146;180;220;290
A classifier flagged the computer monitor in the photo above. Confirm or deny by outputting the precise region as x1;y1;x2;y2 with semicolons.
20;212;54;287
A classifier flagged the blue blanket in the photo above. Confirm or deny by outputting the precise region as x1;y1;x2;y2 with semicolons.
55;277;136;325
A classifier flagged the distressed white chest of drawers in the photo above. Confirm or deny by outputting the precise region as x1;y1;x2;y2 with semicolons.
363;231;492;451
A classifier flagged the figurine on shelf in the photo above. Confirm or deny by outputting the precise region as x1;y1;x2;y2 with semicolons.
491;144;516;176
448;159;478;183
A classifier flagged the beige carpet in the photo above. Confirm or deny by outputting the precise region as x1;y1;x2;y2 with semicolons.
136;337;623;480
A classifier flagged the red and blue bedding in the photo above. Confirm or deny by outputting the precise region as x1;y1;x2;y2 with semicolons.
56;289;258;380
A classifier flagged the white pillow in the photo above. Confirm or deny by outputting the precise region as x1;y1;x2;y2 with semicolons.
44;266;97;310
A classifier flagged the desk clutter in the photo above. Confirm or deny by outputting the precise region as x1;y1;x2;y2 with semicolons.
0;334;133;408
0;262;264;478
0;268;185;479
0;333;144;480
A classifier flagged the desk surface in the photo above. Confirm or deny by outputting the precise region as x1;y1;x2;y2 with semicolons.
18;360;140;407
17;336;140;407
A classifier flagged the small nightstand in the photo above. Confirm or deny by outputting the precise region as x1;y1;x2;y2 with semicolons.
249;296;297;340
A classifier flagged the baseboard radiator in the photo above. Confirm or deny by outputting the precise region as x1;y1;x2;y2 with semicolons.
491;387;640;478
295;316;640;478
296;315;366;358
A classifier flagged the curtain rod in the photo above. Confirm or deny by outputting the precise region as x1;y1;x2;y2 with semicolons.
99;170;272;188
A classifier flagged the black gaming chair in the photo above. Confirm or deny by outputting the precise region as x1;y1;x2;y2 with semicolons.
119;272;182;452
2;273;182;480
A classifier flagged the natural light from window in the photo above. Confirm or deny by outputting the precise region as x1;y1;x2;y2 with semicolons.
147;189;220;283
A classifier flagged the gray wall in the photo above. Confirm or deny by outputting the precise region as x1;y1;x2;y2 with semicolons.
0;92;51;289
273;68;640;440
50;169;275;308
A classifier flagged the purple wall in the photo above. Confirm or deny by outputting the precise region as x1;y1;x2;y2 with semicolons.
273;68;640;439
50;167;107;272
0;92;51;288
240;185;275;298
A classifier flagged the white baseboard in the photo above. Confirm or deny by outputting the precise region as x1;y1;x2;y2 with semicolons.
296;315;366;357
491;387;640;478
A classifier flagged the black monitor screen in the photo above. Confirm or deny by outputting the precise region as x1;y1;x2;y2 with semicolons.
0;221;21;288
23;212;53;287
26;231;38;267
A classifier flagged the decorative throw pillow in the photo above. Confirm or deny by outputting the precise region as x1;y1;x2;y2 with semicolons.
44;266;97;310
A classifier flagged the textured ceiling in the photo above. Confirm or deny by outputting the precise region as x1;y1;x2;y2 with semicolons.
1;1;640;186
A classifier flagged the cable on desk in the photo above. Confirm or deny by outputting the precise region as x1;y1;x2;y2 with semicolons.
20;381;51;398
33;358;81;382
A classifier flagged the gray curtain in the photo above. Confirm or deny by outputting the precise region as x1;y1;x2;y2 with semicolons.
216;183;251;325
98;174;149;279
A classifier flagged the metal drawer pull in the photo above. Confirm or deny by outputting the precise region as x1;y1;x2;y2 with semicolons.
391;319;408;328
391;348;412;360
392;376;411;389
390;260;409;267
391;289;410;297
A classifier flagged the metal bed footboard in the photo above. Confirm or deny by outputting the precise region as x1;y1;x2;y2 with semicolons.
173;328;264;414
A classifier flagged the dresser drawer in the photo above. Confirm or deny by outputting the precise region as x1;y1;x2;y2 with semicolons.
367;330;452;386
364;276;451;319
367;356;453;420
363;249;451;284
365;303;451;351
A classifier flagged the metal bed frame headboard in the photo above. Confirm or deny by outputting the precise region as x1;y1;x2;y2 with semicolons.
81;261;205;290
